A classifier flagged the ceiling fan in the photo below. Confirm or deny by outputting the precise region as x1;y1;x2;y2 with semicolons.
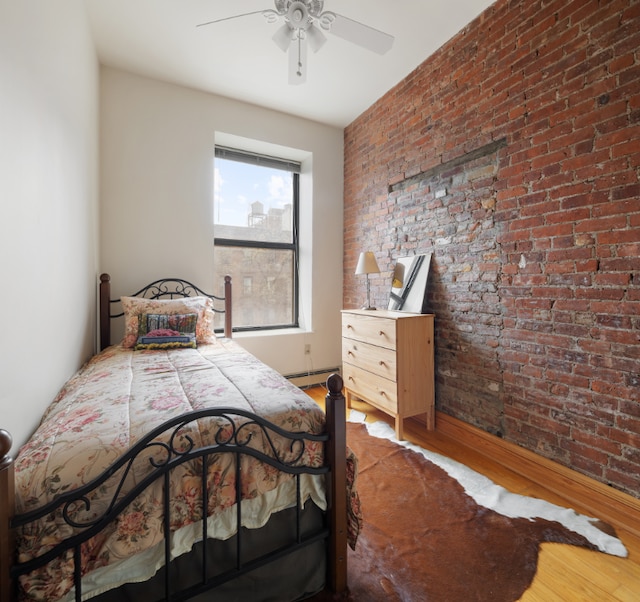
197;0;394;85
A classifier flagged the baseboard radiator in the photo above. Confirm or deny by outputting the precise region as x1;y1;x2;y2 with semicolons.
286;367;341;389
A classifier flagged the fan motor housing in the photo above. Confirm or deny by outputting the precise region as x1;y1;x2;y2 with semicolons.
286;2;313;31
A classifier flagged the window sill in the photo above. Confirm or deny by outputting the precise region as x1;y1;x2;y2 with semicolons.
231;327;310;340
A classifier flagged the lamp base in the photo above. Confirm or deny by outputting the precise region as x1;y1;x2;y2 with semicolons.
361;306;377;311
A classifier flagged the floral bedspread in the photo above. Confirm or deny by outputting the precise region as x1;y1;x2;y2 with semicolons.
14;340;355;601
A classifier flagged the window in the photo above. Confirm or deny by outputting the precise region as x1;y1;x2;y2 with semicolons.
243;276;253;296
213;146;300;332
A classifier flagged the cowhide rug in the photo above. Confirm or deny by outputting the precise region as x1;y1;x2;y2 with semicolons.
310;413;627;602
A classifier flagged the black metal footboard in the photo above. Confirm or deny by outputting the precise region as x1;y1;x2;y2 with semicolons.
10;409;332;602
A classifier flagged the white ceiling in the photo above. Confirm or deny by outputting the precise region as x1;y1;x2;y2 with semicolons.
85;1;495;128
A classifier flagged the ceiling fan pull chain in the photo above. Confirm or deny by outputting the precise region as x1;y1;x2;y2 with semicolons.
296;33;303;78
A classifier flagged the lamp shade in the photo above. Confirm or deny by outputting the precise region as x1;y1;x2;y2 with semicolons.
355;251;380;275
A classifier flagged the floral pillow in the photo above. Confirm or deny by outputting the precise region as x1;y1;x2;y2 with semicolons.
121;296;216;348
135;313;197;350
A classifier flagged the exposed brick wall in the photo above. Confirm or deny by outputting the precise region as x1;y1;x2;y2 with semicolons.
344;0;640;497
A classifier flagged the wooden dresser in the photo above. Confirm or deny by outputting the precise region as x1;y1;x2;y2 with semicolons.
341;309;435;440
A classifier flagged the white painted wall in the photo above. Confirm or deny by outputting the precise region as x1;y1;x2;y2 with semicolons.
100;68;344;377
0;1;99;449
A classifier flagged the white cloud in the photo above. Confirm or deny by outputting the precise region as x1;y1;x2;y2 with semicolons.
268;174;292;207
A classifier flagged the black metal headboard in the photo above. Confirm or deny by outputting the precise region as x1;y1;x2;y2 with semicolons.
99;274;232;350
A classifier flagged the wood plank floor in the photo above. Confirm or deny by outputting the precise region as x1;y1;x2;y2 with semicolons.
304;385;640;601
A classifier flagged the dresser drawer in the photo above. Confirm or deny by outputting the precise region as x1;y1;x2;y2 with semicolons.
342;338;397;381
341;312;396;350
343;363;398;415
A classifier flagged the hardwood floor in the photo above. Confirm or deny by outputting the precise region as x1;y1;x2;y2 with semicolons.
304;385;640;601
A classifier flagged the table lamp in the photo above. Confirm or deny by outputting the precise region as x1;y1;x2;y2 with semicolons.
355;251;380;310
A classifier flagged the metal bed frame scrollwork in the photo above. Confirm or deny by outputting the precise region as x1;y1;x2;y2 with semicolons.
99;273;233;349
7;402;344;601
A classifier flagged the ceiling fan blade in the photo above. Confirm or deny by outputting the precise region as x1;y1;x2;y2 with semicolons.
306;23;327;53
273;23;293;52
196;10;265;28
322;12;394;55
288;35;307;85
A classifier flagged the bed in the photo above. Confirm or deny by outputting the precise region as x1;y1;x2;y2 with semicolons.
0;274;358;602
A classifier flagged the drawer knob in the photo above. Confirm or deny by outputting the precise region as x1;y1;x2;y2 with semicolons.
348;350;354;356
379;360;386;366
346;324;353;329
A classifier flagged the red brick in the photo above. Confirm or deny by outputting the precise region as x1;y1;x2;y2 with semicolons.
531;222;576;239
612;183;640;201
609;53;635;73
575;215;629;233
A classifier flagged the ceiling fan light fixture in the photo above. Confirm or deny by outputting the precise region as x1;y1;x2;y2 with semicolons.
306;24;327;52
272;23;293;51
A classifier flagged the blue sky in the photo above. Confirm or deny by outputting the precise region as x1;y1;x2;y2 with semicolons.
214;158;293;227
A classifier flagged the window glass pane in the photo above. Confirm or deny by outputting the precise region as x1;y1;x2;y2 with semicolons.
214;246;294;329
214;158;293;244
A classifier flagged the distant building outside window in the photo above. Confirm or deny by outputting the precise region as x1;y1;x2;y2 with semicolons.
213;146;300;332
